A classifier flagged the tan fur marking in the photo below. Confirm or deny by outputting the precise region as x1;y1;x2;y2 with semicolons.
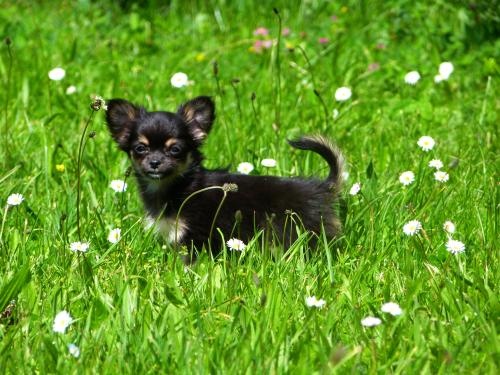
138;135;149;145
184;107;195;123
165;138;178;148
126;107;136;120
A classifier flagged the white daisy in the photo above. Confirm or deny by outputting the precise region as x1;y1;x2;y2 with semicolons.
434;171;449;182
107;228;121;244
48;67;66;81
109;179;127;192
226;238;246;251
7;193;24;206
69;241;89;253
170;72;189;88
361;316;382;327
332;108;340;119
445;239;465;255
68;343;80;358
342;171;349;181
439;62;454;79
417;136;435;151
305;296;326;309
399;171;415;186
443;221;456;234
404;71;420;85
261;158;277;168
53;310;73;333
334;87;352;102
428;159;443;169
349;182;361;196
403;220;422;236
66;85;77;95
237;162;254;174
381;302;403;316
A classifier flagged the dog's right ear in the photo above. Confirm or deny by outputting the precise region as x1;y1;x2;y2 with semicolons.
105;99;142;151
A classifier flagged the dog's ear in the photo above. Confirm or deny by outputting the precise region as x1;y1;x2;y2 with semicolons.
105;99;142;151
177;96;215;144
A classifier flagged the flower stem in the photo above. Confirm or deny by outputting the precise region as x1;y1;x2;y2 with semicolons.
0;205;9;246
273;8;282;128
3;38;13;166
76;109;96;241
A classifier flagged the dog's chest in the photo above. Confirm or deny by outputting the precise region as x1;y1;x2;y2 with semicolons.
145;215;187;243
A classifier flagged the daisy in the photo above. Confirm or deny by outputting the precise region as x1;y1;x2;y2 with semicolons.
417;136;435;151
439;62;454;79
434;171;449;182
237;162;254;174
399;171;415;186
403;220;422;236
69;241;89;253
334;87;352;102
361;316;382;327
68;343;80;358
445;239;465;254
109;179;127;192
381;302;403;316
318;37;330;44
342;171;349;181
305;296;326;309
332;108;339;119
48;67;66;81
428;159;443;170
443;221;456;234
53;310;73;333
7;193;24;206
261;158;277;168
404;71;420;85
349;182;361;196
226;238;246;251
107;228;121;244
170;72;189;88
66;85;77;95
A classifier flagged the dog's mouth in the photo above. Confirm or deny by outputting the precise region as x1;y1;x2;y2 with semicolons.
146;172;165;180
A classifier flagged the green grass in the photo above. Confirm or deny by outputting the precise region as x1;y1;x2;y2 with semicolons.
0;1;498;373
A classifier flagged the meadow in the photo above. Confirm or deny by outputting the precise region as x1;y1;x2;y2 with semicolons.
0;1;498;373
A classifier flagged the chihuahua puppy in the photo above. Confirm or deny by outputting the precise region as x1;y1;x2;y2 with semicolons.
106;96;344;259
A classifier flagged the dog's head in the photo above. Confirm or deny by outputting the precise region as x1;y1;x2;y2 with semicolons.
105;96;215;181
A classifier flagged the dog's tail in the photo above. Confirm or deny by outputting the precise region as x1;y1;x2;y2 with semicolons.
288;136;344;193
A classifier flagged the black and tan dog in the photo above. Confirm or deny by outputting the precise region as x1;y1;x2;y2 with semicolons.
105;96;344;259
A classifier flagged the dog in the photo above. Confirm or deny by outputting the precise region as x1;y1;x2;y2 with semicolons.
105;96;344;259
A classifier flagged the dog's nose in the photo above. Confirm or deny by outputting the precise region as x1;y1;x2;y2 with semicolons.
149;160;161;169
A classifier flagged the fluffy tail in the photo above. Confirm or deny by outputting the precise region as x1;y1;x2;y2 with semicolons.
288;136;344;193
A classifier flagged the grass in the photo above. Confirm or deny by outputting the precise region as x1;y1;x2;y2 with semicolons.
0;0;498;373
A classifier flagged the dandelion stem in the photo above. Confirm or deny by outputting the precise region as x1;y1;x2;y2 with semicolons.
209;191;228;245
76;109;96;241
174;185;225;244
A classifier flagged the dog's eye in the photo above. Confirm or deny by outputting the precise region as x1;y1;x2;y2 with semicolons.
169;145;182;156
134;144;148;154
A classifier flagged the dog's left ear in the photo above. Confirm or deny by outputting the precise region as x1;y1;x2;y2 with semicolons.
177;96;215;143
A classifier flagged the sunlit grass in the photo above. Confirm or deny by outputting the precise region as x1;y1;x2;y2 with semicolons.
0;1;498;373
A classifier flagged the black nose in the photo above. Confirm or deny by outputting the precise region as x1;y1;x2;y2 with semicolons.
149;160;161;169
